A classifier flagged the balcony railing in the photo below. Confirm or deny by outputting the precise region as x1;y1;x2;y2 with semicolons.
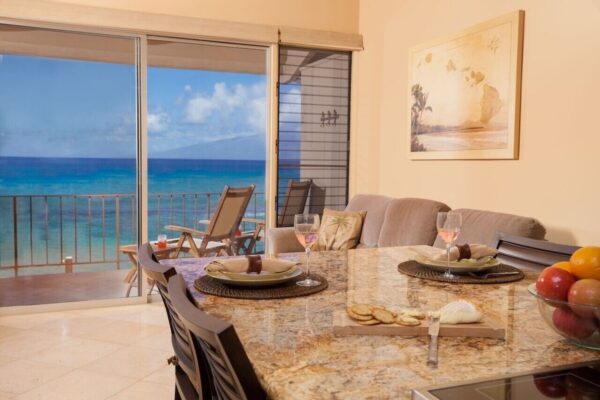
0;192;264;276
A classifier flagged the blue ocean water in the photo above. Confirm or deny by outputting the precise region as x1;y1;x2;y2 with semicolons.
0;157;268;271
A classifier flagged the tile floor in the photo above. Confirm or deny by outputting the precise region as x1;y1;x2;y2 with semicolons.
0;303;175;400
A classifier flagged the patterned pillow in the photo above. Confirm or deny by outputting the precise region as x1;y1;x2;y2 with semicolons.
313;209;367;251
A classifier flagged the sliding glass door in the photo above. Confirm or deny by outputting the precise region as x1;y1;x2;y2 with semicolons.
0;24;140;306
146;39;267;252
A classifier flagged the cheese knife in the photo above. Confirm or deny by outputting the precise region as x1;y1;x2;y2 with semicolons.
427;311;440;367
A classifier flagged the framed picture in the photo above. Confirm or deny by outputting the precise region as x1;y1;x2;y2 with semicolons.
409;11;524;160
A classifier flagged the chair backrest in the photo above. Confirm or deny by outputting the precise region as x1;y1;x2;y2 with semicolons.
168;274;266;400
206;185;255;241
137;243;209;398
278;179;312;227
494;233;580;271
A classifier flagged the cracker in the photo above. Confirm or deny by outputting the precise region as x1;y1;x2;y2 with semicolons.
350;304;373;316
372;308;395;324
395;315;421;326
357;318;380;326
347;309;373;321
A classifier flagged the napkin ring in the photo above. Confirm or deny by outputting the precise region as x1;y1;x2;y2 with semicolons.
457;244;471;260
246;255;262;274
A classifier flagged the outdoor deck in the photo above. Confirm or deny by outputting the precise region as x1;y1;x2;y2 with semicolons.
0;269;133;307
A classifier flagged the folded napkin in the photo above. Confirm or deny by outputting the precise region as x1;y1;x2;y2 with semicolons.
430;244;497;262
205;257;296;274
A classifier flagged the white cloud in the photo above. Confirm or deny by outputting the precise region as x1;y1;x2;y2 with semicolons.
184;84;192;92
278;87;301;123
184;82;263;126
148;111;170;133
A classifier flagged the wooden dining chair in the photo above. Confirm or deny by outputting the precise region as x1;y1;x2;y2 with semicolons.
166;185;255;258
493;233;580;271
137;243;212;399
277;179;312;227
167;273;267;400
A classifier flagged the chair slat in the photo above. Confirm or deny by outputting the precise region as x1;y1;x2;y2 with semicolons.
168;274;267;400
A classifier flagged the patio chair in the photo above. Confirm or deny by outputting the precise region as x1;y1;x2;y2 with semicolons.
233;179;312;255
165;185;255;258
277;179;312;227
167;273;266;400
493;233;580;271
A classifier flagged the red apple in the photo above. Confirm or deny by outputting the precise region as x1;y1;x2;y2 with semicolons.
552;306;597;339
568;279;600;318
533;372;566;398
537;267;577;302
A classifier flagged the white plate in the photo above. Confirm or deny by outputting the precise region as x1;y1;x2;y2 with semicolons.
414;255;500;274
206;267;303;287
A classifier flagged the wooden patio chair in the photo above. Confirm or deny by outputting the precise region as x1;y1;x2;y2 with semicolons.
277;179;312;227
167;273;266;400
233;179;312;255
493;232;580;271
165;185;255;258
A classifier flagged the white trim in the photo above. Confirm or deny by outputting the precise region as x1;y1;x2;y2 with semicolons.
0;0;362;51
265;44;279;251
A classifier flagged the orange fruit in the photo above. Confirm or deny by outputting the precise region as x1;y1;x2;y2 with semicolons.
570;246;600;280
551;261;573;274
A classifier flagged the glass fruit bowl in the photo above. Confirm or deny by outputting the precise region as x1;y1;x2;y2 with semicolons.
528;283;600;350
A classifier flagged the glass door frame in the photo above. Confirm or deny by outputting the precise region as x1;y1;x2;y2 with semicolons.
0;17;278;312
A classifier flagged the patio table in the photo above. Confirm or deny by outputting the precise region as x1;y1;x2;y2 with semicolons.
162;246;599;400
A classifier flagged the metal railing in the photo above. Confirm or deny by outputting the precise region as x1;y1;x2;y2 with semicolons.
0;192;264;276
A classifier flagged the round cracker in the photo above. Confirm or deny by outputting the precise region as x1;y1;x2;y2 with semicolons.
395;315;421;326
350;304;372;316
347;309;374;321
357;318;380;325
372;308;395;324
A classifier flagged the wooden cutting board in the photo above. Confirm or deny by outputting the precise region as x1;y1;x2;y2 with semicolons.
333;312;506;339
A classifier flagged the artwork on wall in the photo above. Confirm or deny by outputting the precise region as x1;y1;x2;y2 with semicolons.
409;11;524;160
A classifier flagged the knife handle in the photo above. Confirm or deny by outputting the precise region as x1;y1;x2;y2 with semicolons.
427;335;439;366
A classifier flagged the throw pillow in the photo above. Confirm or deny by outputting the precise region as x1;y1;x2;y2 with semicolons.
313;209;367;251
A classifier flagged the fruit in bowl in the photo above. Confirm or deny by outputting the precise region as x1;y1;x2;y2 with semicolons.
529;246;600;350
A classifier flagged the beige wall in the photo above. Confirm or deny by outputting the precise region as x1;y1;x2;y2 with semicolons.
353;0;600;246
47;0;359;34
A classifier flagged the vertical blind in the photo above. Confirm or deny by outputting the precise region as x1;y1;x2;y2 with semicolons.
276;46;351;225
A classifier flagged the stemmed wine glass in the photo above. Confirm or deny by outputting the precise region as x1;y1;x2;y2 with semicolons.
294;214;320;287
436;211;462;279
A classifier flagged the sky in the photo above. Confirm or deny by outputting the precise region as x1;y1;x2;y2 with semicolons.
0;54;267;159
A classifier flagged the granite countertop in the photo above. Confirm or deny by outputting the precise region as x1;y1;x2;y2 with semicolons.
162;246;600;400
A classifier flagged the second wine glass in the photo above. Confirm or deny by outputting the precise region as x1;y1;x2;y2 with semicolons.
294;214;320;287
436;211;462;279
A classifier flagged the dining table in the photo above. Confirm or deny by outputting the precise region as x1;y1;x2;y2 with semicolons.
161;245;600;400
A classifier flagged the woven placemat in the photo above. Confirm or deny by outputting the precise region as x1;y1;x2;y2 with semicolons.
194;273;328;299
397;260;524;284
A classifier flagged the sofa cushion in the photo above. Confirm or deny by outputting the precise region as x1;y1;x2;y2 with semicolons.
345;194;393;247
433;208;546;248
313;209;367;251
377;198;451;247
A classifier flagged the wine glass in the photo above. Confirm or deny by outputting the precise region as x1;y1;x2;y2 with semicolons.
436;211;462;279
294;214;320;287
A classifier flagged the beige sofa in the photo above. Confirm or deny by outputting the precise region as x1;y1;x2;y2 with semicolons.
267;194;546;253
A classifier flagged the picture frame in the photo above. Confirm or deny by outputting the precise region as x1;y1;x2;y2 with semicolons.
409;10;524;160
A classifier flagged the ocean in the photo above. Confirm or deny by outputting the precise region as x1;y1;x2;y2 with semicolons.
0;157;274;274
